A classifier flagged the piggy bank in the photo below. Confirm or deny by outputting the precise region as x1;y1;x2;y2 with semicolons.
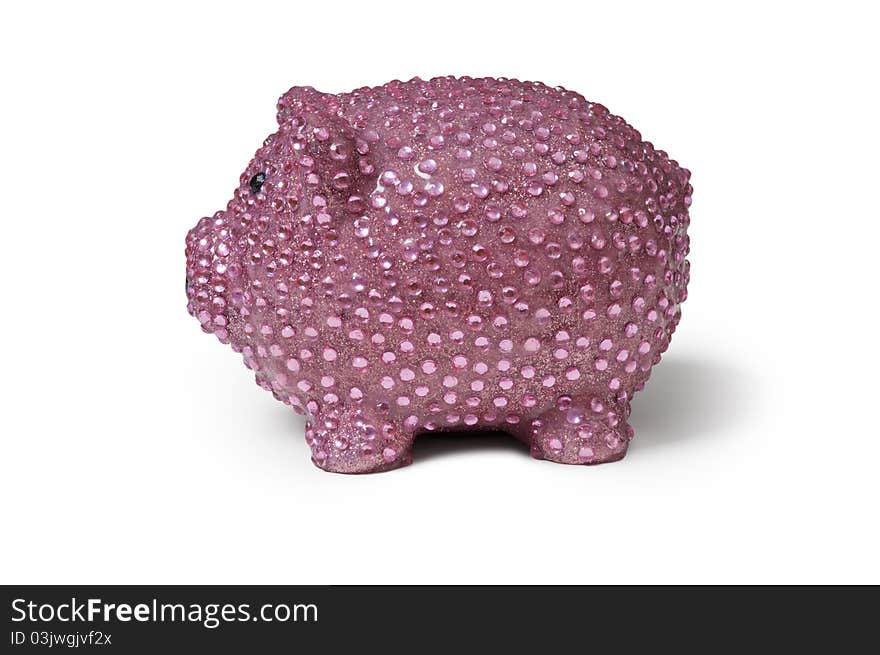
185;76;692;473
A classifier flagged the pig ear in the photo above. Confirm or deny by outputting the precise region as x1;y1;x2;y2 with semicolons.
276;86;342;126
276;86;370;196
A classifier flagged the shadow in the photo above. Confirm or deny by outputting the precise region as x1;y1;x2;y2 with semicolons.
412;430;530;463
629;353;753;450
413;353;751;460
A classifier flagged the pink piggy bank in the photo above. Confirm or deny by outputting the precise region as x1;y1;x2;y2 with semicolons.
185;77;692;473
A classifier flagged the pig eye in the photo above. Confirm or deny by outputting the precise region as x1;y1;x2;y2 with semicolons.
249;172;266;194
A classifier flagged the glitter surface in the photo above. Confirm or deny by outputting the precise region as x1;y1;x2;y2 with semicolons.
185;77;692;473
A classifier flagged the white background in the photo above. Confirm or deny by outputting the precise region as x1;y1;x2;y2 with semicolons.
2;1;878;584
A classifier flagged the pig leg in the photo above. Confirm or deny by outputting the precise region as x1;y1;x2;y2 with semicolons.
305;406;413;474
526;395;633;465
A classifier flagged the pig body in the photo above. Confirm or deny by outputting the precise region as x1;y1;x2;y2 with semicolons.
185;76;692;473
